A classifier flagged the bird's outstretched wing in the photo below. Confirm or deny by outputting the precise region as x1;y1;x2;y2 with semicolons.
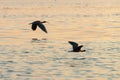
68;41;78;50
32;23;37;31
37;22;47;33
77;45;83;50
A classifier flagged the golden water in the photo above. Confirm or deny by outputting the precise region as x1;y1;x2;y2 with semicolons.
0;0;120;80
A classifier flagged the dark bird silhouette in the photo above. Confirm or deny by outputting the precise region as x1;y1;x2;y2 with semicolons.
29;20;47;33
68;41;86;52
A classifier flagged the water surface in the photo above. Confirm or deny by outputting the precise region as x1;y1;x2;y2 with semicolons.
0;0;120;80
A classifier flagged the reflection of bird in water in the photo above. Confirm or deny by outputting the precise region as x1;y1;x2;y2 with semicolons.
29;20;48;33
68;41;86;52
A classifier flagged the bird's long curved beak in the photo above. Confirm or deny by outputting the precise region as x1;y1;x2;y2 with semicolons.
45;21;49;24
28;23;32;25
46;22;49;24
41;21;48;24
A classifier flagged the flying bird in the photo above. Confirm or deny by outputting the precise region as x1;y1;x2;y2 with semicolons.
68;41;86;52
29;20;47;33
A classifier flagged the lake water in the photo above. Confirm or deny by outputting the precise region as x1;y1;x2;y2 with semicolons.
0;0;120;80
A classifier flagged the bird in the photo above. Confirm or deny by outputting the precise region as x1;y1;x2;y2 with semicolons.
29;20;47;33
68;41;86;52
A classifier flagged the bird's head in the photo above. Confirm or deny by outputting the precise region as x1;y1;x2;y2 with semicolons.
80;45;83;47
80;50;86;52
41;21;47;23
